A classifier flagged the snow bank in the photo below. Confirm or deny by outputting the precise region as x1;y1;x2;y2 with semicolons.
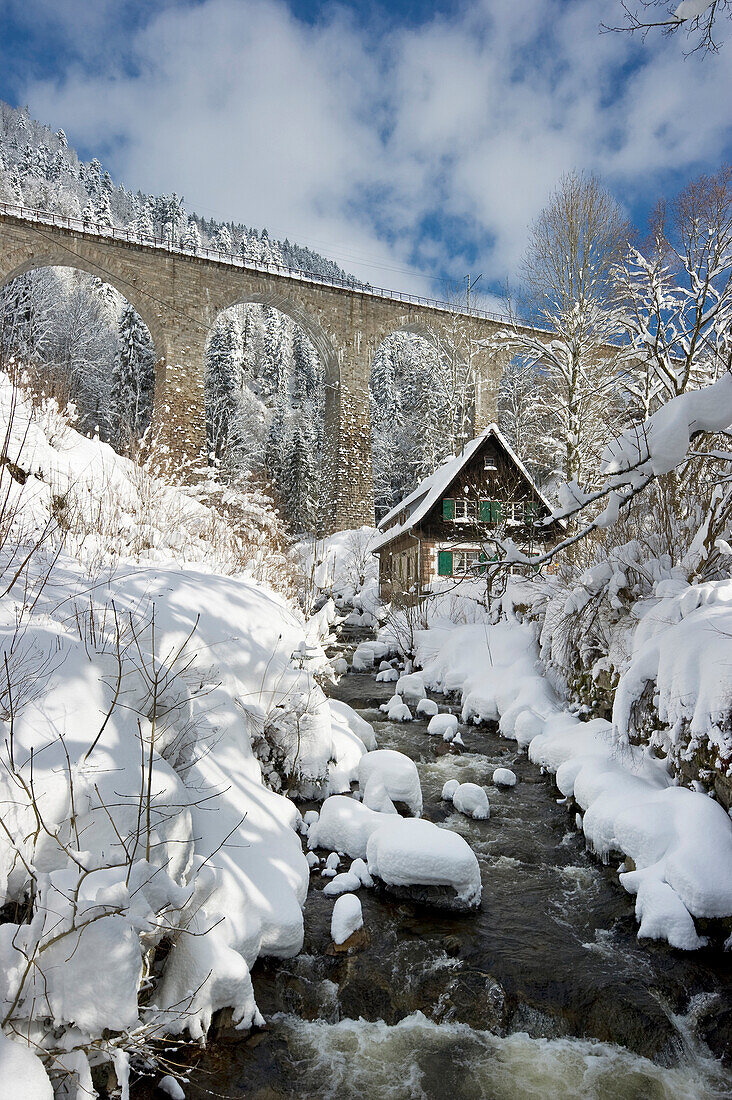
366;818;482;909
416;618;732;947
0;375;373;1090
613;580;732;785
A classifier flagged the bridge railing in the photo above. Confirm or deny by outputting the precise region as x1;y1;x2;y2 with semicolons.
0;199;534;327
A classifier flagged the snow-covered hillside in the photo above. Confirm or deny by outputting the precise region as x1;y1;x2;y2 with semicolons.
0;372;372;1096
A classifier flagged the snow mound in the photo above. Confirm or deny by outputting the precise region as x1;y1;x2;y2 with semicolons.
358;749;422;816
427;713;458;737
452;782;491;820
362;775;398;815
0;1032;53;1100
323;871;362;897
366;819;481;909
441;779;460;801
331;893;363;945
416;698;439;718
396;672;427;703
349;858;374;887
326;699;375;794
308;796;390;858
376;667;399;682
493;768;517;788
384;695;413;722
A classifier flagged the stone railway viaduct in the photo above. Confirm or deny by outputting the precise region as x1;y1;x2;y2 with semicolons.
0;206;541;531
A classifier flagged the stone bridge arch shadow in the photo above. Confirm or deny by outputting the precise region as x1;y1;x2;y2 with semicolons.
205;289;343;532
0;256;159;445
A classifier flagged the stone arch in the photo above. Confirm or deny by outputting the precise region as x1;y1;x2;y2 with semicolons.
0;253;165;364
216;288;340;388
0;255;162;449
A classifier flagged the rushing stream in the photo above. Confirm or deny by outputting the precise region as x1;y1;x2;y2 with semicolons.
169;631;732;1100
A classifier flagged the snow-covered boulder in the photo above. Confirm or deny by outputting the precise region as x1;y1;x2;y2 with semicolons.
329;698;377;751
395;672;427;703
441;779;460;801
352;644;375;671
427;713;458;738
323;871;362;897
493;768;517;788
330;893;364;945
308;796;389;858
384;695;413;722
349;857;374;887
330;656;349;677
326;699;375;794
362;775;398;815
416;698;439;718
366;818;481;910
376;667;399;682
452;782;490;820
358;749;422;816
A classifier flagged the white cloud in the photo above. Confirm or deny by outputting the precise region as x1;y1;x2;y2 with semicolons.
16;0;732;292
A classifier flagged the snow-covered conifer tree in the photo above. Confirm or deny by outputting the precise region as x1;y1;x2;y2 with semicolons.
109;303;155;452
181;217;201;251
213;225;232;253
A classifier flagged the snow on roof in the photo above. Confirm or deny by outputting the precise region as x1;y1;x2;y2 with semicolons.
372;424;555;552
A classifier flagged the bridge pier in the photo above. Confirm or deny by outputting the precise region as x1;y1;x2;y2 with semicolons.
321;345;375;534
153;327;209;469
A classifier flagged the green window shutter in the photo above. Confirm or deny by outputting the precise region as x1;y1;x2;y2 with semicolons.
479;499;491;522
525;501;539;522
442;498;455;520
438;550;453;576
490;500;502;523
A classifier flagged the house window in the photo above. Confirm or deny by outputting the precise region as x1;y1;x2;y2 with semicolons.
453;499;477;521
453;549;482;575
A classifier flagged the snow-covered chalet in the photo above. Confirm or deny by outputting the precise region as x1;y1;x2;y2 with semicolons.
372;424;559;599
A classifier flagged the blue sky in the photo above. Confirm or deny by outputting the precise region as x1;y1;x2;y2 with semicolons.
1;0;730;304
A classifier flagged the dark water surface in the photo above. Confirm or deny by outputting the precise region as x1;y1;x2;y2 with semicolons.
151;639;732;1100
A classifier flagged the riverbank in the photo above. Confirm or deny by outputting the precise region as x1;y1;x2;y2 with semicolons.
172;626;732;1099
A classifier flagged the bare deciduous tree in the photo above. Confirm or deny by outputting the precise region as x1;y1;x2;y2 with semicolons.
490;172;630;488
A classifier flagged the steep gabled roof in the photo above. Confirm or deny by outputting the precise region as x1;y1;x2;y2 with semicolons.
372;423;555;552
